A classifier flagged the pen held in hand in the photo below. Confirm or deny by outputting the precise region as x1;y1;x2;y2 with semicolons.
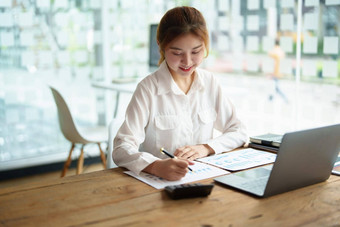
160;147;193;172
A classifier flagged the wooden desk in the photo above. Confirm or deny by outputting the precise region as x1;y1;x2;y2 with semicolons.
0;168;339;226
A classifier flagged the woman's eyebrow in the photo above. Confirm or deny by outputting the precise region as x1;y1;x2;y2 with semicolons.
169;44;203;51
193;44;203;49
169;47;182;50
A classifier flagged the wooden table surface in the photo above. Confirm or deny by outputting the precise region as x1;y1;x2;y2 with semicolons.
0;167;339;227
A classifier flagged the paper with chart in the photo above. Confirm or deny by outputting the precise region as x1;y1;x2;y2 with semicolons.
124;161;229;189
198;148;277;171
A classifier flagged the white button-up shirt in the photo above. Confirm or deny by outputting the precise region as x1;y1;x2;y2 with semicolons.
113;61;248;174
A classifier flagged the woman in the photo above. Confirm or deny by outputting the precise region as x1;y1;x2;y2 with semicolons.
113;6;248;181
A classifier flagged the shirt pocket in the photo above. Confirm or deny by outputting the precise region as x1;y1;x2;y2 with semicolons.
154;115;179;151
198;108;217;124
198;108;217;141
155;115;179;130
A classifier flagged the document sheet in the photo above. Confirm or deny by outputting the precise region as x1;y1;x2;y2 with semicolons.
198;148;277;171
124;161;229;189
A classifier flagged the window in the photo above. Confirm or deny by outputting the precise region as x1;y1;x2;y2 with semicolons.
1;0;339;170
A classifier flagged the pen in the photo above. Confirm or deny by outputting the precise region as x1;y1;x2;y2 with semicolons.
160;147;193;172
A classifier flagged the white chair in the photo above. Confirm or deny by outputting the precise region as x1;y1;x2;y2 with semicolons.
50;86;108;177
106;118;123;169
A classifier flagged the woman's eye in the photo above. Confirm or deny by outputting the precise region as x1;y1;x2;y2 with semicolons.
192;49;202;54
173;52;182;56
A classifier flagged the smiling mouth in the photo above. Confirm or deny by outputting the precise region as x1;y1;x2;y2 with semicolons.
180;66;192;72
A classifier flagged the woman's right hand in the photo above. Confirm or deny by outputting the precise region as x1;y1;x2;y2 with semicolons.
143;159;193;181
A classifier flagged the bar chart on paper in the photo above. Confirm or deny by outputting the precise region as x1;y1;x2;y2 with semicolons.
125;161;229;189
198;148;277;171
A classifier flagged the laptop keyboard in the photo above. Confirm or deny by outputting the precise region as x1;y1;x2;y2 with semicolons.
239;176;269;193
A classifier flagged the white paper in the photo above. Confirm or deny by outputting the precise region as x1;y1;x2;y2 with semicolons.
125;161;229;189
198;148;276;171
303;36;318;54
323;36;339;55
280;14;294;31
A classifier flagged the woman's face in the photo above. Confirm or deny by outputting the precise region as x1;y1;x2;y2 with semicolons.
164;33;205;79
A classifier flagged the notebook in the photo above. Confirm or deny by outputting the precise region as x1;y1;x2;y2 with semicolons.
249;133;283;147
214;124;340;197
248;133;283;152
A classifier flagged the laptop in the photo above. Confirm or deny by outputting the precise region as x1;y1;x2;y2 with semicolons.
214;124;340;197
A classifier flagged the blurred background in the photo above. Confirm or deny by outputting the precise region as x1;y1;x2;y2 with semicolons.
0;0;339;174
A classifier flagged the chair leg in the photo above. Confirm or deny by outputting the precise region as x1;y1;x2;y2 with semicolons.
98;143;107;168
77;145;85;175
61;143;75;177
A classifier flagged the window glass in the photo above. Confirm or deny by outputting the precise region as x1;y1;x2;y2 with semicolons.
0;0;339;170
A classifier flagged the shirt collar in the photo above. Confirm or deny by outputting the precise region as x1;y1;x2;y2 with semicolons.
190;69;205;93
156;61;205;95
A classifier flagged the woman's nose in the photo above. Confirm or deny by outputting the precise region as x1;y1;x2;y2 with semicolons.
181;53;191;65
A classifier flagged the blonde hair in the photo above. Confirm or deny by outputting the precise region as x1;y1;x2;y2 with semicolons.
157;6;210;65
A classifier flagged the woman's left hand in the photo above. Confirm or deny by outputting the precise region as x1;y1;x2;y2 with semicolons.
174;144;215;161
